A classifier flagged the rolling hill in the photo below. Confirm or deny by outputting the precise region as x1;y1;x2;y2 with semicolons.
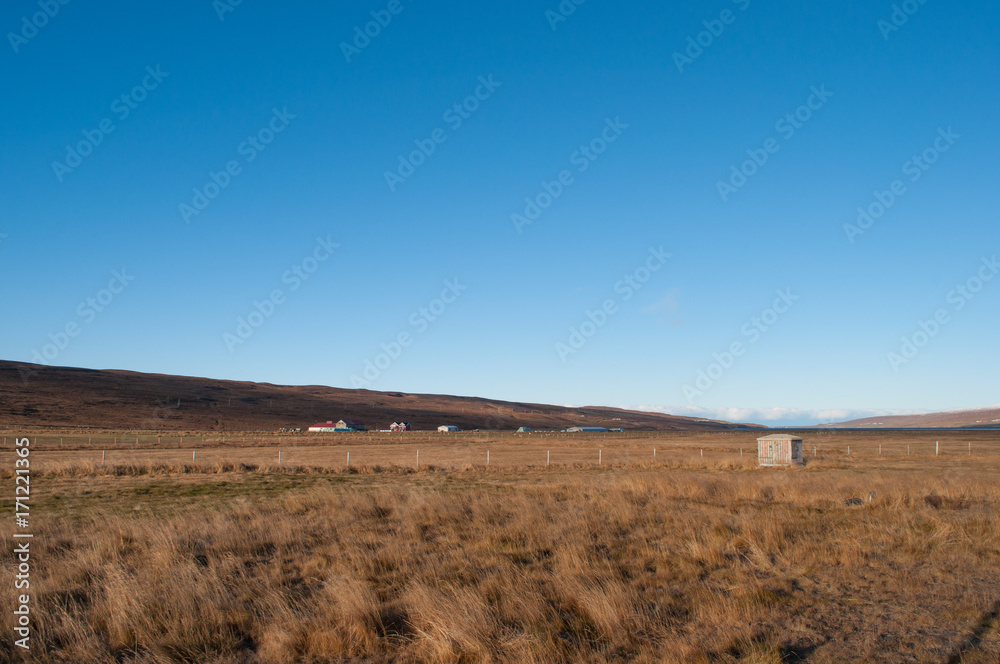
0;361;757;432
824;406;1000;429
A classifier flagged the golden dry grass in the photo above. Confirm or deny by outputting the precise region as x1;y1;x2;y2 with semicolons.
2;432;999;663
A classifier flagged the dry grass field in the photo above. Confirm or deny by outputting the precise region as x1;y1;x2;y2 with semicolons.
2;430;999;663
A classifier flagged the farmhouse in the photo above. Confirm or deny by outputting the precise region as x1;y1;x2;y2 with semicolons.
308;421;338;433
565;426;609;433
438;425;459;432
336;419;366;431
390;422;411;432
757;434;804;467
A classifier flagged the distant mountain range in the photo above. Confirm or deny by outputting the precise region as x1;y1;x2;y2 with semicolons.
0;361;758;432
824;406;1000;429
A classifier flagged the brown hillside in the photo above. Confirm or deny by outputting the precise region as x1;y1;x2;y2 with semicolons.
826;406;1000;429
0;361;755;432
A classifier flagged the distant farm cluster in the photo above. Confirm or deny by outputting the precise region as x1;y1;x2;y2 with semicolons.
306;420;630;434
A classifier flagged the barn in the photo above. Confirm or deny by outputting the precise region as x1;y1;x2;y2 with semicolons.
390;422;411;432
336;419;366;431
565;426;609;433
757;434;804;467
438;425;459;432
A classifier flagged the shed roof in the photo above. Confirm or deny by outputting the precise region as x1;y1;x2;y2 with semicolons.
757;434;803;441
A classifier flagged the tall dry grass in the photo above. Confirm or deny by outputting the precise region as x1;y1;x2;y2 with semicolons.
2;464;999;663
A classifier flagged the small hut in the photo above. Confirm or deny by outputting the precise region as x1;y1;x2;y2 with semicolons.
756;434;803;467
438;425;459;432
516;426;532;433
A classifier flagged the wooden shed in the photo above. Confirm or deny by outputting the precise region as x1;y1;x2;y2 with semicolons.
757;434;803;467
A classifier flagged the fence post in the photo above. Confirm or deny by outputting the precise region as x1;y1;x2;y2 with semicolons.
102;450;105;464
879;444;881;456
599;449;602;465
347;452;350;468
193;450;196;462
278;450;282;465
936;441;939;456
487;450;490;466
416;450;419;469
653;447;656;458
700;448;703;458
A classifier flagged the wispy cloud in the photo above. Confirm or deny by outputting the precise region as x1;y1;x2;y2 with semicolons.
640;288;681;315
625;405;928;426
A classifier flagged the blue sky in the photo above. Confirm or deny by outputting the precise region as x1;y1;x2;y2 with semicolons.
2;0;998;425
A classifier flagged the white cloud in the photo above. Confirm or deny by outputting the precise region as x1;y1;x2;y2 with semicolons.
624;404;928;426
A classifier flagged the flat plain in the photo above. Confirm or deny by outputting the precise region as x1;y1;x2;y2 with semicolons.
2;430;998;663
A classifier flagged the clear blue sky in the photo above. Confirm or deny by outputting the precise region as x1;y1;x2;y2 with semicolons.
2;0;998;425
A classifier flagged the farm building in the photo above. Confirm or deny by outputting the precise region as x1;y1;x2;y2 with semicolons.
308;421;338;433
438;425;459;432
390;422;411;432
516;426;532;433
757;434;804;467
565;426;609;433
336;419;366;431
